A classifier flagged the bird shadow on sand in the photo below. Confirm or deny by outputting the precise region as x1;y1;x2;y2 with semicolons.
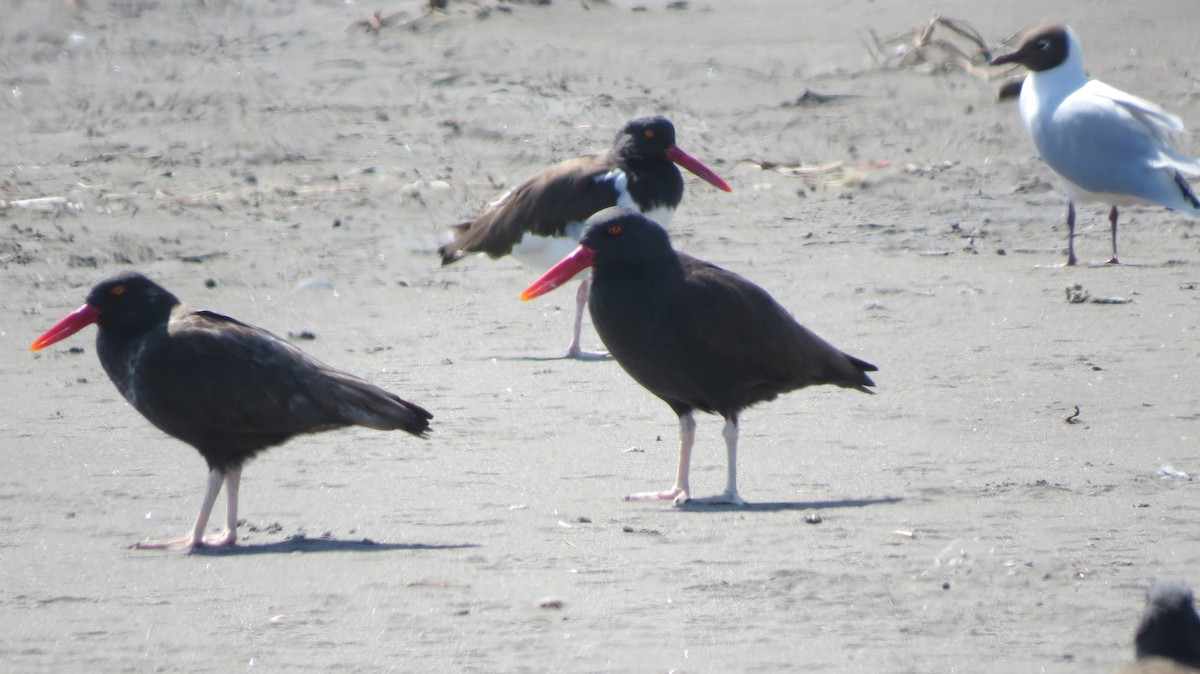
488;353;612;363
674;496;903;513
186;537;480;556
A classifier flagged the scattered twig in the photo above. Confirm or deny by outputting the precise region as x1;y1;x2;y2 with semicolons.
782;88;872;107
0;197;83;213
1065;283;1134;305
866;15;1005;81
739;158;888;188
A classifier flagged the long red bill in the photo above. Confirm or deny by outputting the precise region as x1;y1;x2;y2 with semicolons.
30;304;102;351
520;245;597;301
665;146;731;192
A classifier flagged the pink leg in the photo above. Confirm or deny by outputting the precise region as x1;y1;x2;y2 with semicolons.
1106;206;1121;265
625;412;694;505
133;467;240;551
690;417;746;505
1065;201;1079;266
564;279;607;360
200;465;240;548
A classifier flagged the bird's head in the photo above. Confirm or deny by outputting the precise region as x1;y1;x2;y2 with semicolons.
31;271;180;350
988;24;1076;73
616;116;730;192
520;208;674;301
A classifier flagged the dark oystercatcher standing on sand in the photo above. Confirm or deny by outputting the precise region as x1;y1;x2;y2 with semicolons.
521;208;876;505
439;115;731;359
31;271;433;550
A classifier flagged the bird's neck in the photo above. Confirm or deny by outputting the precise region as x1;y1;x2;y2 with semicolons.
1023;50;1089;106
620;159;684;214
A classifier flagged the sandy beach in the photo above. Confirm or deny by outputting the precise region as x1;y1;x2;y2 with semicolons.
3;0;1200;671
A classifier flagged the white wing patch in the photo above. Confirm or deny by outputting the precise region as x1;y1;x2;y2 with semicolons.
595;169;675;227
512;220;589;271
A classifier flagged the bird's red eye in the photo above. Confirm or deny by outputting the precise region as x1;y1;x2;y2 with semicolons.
608;225;623;235
643;129;654;139
110;285;126;297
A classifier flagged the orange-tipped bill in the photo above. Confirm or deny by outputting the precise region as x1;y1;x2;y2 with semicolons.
665;146;731;192
31;304;101;351
520;246;597;301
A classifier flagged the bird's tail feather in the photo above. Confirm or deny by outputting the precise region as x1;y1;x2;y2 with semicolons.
437;222;472;266
829;354;877;394
327;372;433;437
1175;171;1200;212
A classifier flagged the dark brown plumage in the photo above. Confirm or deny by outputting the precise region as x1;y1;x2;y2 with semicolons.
440;115;730;358
32;271;432;550
522;208;875;505
1129;581;1200;670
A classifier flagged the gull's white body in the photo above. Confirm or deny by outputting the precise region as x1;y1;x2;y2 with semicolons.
1017;27;1200;214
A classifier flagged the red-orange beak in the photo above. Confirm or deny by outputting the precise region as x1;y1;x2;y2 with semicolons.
665;146;731;192
31;304;101;351
520;246;597;301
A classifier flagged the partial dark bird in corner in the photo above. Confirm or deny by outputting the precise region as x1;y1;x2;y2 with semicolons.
989;24;1200;266
439;115;731;359
1113;580;1200;673
31;271;432;551
996;75;1024;102
521;208;875;505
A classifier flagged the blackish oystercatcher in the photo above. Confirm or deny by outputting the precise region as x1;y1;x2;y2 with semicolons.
439;116;731;359
521;208;876;505
31;271;432;550
1119;581;1200;672
989;25;1200;265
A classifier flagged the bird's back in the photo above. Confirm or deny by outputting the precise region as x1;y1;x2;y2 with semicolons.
1023;74;1200;211
106;307;431;470
591;254;875;417
439;154;620;264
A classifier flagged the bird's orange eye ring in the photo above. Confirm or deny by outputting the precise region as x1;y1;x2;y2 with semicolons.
110;285;126;296
608;225;623;235
643;129;655;139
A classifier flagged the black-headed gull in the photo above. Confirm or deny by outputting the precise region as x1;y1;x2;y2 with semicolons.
989;25;1200;265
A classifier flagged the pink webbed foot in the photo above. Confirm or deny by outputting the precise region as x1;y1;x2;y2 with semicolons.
132;529;237;551
624;487;689;506
563;344;610;361
132;536;200;551
199;529;237;548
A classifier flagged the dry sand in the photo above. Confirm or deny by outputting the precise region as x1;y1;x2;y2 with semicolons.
3;0;1200;671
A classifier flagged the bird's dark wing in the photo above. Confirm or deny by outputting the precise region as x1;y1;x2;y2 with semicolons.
130;309;431;449
439;154;621;264
608;256;874;415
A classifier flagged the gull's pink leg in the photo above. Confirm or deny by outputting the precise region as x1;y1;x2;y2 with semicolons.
564;278;607;360
1106;206;1121;265
625;412;694;505
200;465;240;548
133;468;225;551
